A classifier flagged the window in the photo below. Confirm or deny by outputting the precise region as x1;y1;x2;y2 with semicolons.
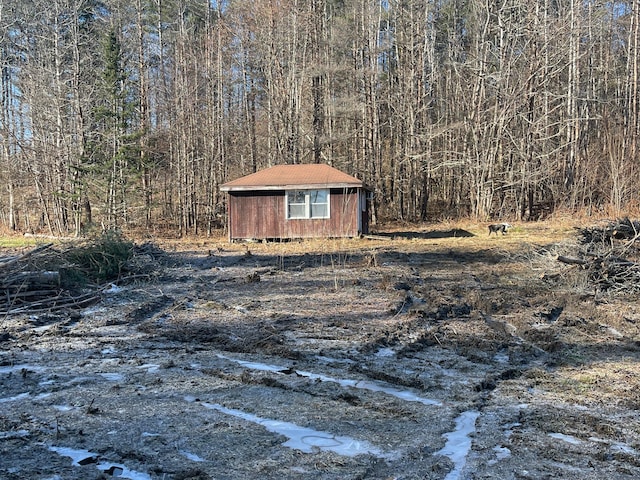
287;190;307;219
286;189;330;219
310;190;328;218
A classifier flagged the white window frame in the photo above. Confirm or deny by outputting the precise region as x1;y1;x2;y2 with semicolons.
286;189;330;219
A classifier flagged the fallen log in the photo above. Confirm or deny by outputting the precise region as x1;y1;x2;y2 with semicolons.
4;289;59;298
556;255;589;266
0;290;101;315
1;271;60;288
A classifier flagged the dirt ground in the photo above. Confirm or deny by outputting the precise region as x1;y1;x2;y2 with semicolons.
1;221;640;479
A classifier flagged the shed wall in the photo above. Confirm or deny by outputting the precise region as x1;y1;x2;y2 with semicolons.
228;188;364;240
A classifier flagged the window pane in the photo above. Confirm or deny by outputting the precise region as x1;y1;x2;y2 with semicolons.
311;204;328;218
288;191;305;204
289;204;306;218
287;190;307;218
309;189;328;218
310;190;327;203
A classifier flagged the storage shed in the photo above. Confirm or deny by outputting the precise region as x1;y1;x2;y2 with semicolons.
220;164;370;241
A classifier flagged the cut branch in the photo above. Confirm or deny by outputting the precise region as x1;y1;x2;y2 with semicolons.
557;255;589;266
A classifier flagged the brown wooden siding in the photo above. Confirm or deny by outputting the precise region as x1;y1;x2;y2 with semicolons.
228;188;365;240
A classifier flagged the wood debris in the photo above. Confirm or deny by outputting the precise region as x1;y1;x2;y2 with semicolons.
0;244;95;314
559;218;640;295
0;232;158;314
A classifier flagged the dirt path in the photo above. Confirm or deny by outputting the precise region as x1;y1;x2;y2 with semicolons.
1;228;640;479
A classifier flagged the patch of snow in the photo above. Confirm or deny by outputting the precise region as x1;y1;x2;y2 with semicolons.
33;325;54;333
201;402;389;458
293;368;442;406
96;462;152;480
503;422;521;438
218;354;442;406
588;436;608;444
327;375;440;406
216;354;285;373
610;443;638;455
179;450;205;462
375;347;396;358
98;372;125;382
603;325;624;338
494;445;511;459
53;405;75;412
493;352;510;364
0;429;29;439
137;364;160;373
104;283;123;294
51;446;152;480
290;466;309;474
548;433;582;445
100;358;120;367
49;446;97;466
0;392;30;403
488;445;512;465
437;411;480;480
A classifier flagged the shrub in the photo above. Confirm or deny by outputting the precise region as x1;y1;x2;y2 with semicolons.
63;230;134;285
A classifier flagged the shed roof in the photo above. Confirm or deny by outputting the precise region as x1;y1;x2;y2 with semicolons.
220;164;364;192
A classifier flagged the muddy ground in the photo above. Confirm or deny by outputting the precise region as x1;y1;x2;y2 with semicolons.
1;223;640;479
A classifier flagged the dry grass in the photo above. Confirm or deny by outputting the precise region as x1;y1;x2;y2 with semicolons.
0;235;45;249
151;218;577;260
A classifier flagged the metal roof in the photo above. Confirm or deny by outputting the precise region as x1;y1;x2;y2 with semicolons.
220;164;364;191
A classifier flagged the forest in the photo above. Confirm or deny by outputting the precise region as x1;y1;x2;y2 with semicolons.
1;0;639;236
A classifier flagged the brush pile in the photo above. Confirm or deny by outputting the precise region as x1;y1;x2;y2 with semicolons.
0;231;143;314
559;218;640;294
